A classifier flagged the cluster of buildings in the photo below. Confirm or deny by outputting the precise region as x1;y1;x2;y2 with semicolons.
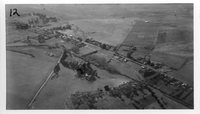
85;38;115;51
12;12;58;30
47;24;72;31
147;73;193;106
69;81;167;109
31;12;58;24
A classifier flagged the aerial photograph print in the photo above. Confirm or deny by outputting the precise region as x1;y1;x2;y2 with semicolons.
6;4;193;109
